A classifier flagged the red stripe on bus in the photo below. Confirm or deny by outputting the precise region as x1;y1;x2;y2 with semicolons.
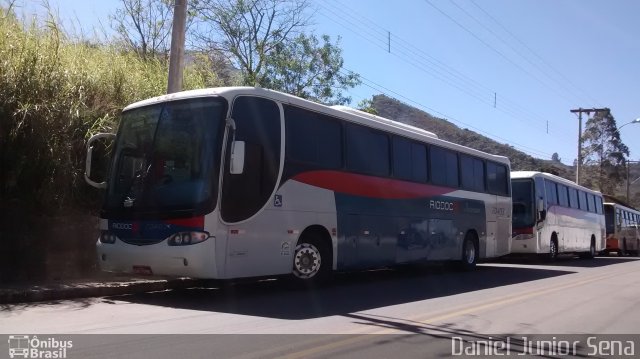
164;216;205;228
292;170;453;199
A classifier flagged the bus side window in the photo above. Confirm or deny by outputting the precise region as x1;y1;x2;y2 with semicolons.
544;180;557;205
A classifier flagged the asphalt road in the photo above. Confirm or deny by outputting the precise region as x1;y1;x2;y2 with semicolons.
2;256;640;358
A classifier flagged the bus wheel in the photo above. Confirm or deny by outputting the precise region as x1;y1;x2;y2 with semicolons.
580;238;596;259
292;233;331;282
636;240;640;257
459;233;478;270
549;237;558;261
619;239;627;257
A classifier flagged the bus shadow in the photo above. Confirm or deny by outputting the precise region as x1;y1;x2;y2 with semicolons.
109;264;574;320
494;255;640;268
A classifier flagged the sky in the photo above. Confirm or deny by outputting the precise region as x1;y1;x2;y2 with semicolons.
17;0;640;166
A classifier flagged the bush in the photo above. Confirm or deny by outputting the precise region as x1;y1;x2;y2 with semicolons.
0;6;223;212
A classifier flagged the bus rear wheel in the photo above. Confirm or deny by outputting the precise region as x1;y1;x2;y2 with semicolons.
619;239;627;257
580;238;596;259
292;233;331;282
458;233;478;271
549;237;558;261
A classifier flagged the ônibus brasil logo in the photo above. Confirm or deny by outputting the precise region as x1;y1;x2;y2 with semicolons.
7;335;72;358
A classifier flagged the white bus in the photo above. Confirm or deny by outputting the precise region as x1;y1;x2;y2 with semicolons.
511;171;605;259
85;87;512;282
603;202;640;256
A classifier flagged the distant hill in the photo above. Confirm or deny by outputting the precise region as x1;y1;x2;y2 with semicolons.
371;94;574;178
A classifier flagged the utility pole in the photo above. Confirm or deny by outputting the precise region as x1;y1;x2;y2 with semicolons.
627;159;630;203
626;160;639;204
569;107;609;185
167;0;187;94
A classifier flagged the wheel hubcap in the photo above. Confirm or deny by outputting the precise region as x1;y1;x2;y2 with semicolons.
465;240;475;264
293;243;321;279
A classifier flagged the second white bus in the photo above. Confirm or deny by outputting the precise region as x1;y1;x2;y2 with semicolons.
511;171;605;259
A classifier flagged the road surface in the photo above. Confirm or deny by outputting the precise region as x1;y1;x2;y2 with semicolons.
2;256;639;358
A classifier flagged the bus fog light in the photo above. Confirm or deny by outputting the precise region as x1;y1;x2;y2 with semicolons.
100;231;117;244
168;231;210;246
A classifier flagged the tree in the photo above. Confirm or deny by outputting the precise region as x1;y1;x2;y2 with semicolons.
357;98;378;115
581;110;629;194
551;152;561;163
262;34;360;105
111;0;196;59
193;0;359;104
193;0;310;84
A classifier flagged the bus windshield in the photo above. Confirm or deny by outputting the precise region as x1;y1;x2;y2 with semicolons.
104;97;226;216
512;179;535;228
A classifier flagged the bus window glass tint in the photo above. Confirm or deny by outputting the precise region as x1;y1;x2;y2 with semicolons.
488;162;508;195
285;106;342;169
460;155;485;192
346;124;389;176
430;146;458;187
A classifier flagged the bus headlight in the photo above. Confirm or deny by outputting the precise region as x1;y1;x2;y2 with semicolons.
168;231;210;246
99;231;117;244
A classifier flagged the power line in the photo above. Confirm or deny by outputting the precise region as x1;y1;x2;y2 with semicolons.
317;0;574;140
345;69;556;159
469;0;603;107
423;0;580;106
449;0;592;106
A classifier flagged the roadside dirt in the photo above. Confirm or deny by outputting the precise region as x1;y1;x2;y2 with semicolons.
0;204;99;284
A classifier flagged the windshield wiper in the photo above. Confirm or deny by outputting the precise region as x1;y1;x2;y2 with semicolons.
122;161;152;208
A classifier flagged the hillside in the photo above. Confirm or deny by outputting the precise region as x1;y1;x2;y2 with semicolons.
371;94;573;177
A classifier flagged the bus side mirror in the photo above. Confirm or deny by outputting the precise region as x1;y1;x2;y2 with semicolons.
537;198;546;221
85;133;115;189
230;141;245;175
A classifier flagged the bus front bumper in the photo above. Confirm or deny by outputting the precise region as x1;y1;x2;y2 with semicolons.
96;238;219;279
510;234;540;254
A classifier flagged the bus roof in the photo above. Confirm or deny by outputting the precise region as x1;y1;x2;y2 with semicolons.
511;171;603;196
603;202;640;213
123;87;510;165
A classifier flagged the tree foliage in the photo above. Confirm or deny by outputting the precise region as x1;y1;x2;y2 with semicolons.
357;98;378;115
581;110;629;194
111;0;181;59
193;0;310;84
551;152;561;163
262;33;360;105
193;0;359;104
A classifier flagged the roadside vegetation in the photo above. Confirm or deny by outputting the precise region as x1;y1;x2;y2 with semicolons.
0;5;224;212
0;4;225;282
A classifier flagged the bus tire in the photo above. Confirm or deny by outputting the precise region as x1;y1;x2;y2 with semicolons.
619;238;627;257
459;232;478;271
580;237;596;259
549;235;559;261
636;240;640;257
292;232;331;283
